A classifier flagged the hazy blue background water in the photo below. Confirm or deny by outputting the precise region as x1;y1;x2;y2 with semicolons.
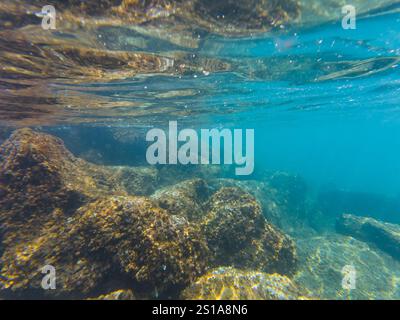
202;12;400;197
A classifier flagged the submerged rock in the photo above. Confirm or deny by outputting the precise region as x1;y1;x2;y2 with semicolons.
0;129;209;298
156;164;232;187
208;174;311;237
0;129;297;298
0;128;161;240
182;267;309;300
68;196;210;295
0;128;124;241
0;195;210;298
114;166;159;196
0;207;108;297
208;179;284;226
151;178;211;221
153;179;297;275
294;234;400;300
204;187;297;274
336;214;400;261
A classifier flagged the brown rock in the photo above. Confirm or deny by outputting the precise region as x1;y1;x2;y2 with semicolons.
151;178;210;221
182;267;309;300
203;187;297;274
152;179;297;275
0;129;209;298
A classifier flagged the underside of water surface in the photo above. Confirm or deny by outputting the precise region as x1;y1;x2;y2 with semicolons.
1;0;400;300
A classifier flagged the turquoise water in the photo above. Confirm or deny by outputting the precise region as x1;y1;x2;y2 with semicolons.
57;12;400;196
1;2;400;300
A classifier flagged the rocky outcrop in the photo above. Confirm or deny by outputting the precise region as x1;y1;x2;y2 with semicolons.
0;129;210;298
71;197;209;293
294;233;400;300
208;173;310;235
0;128;122;242
153;180;298;275
0;128;160;242
0;129;297;299
0;194;210;298
182;267;309;300
203;187;297;274
336;214;400;261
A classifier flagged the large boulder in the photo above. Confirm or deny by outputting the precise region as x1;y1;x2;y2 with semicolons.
0;129;210;298
294;234;400;300
114;166;159;196
69;197;210;295
0;129;119;242
203;187;296;274
0;128;150;243
1;196;210;298
336;214;400;261
208;174;312;238
153;179;298;275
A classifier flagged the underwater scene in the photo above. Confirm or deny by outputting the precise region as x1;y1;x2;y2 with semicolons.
0;0;400;300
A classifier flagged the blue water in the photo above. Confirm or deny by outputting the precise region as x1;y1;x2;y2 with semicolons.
63;12;400;196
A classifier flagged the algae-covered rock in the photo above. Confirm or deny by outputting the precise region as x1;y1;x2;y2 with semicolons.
153;179;297;275
294;234;400;300
69;196;210;294
114;166;159;196
0;128;142;242
0;195;210;298
336;214;400;261
208;174;310;235
202;187;265;252
182;267;308;300
0;129;210;298
156;164;231;187
0;128;124;242
204;187;297;274
0;129;297;298
151;178;211;221
0;128;160;226
0;207;108;297
207;178;284;225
